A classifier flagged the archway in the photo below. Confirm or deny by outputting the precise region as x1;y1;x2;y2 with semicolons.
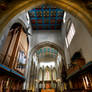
27;41;64;89
30;41;64;57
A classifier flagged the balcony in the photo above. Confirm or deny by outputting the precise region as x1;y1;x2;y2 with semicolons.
67;58;85;79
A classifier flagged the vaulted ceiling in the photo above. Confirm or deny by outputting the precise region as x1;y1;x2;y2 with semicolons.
36;46;58;62
28;4;64;30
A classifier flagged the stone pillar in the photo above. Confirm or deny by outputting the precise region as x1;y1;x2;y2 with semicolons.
36;63;40;92
29;61;34;90
51;66;53;88
24;52;32;89
32;63;35;92
42;66;44;89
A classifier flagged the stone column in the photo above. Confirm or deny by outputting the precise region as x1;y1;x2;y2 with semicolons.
36;63;40;92
42;66;44;89
51;66;53;88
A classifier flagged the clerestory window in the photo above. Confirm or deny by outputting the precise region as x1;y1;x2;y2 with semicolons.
65;22;76;48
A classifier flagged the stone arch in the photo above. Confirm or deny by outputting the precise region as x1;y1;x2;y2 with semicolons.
10;19;27;31
30;41;64;58
0;0;92;37
3;18;28;37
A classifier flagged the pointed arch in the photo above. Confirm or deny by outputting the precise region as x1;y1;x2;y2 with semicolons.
0;0;92;37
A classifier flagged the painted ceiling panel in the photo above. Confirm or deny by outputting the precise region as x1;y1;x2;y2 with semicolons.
36;47;58;60
29;4;64;30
